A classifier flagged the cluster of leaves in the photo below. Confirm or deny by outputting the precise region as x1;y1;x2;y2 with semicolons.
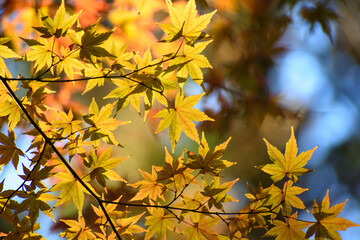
0;0;358;240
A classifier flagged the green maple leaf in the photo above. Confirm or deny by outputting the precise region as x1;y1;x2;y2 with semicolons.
83;98;130;148
261;126;317;182
0;131;24;169
305;189;360;239
35;0;81;38
154;92;213;152
160;0;216;45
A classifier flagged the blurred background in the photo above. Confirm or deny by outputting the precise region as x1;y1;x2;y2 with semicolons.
1;0;360;239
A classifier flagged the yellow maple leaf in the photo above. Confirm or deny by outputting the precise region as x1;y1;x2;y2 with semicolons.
261;126;317;182
85;146;128;187
60;216;96;239
161;0;216;45
145;208;176;240
0;37;20;75
154;92;213;152
264;212;311;240
305;189;360;239
268;180;308;215
83;98;130;148
130;168;165;202
51;171;96;213
170;40;213;85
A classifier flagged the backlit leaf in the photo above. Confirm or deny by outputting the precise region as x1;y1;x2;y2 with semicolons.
154;92;213;151
305;189;360;239
261;126;317;182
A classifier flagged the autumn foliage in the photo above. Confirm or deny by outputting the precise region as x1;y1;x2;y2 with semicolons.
0;0;358;239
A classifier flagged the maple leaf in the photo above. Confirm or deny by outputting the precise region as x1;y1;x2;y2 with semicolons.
4;216;43;240
84;146;128;187
74;20;115;63
264;212;311;240
170;40;213;85
229;206;256;238
51;171;96;212
268;180;308;216
83;98;130;148
261;126;317;182
60;216;97;239
0;78;17;103
52;109;83;140
0;99;22;130
130;168;165;202
115;212;146;238
91;200;123;225
110;42;134;71
186;132;234;176
104;78;142;114
0;37;20;75
160;0;216;45
244;183;272;222
144;208;176;240
182;214;220;240
56;46;85;79
154;147;194;191
23;38;54;73
15;188;57;227
20;164;56;189
154;92;213;152
177;191;209;211
35;0;81;38
305;189;360;239
200;177;238;210
80;62;111;94
0;131;25;169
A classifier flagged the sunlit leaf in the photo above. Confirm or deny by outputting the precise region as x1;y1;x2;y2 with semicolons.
154;92;213;151
261;126;317;182
305;189;360;239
